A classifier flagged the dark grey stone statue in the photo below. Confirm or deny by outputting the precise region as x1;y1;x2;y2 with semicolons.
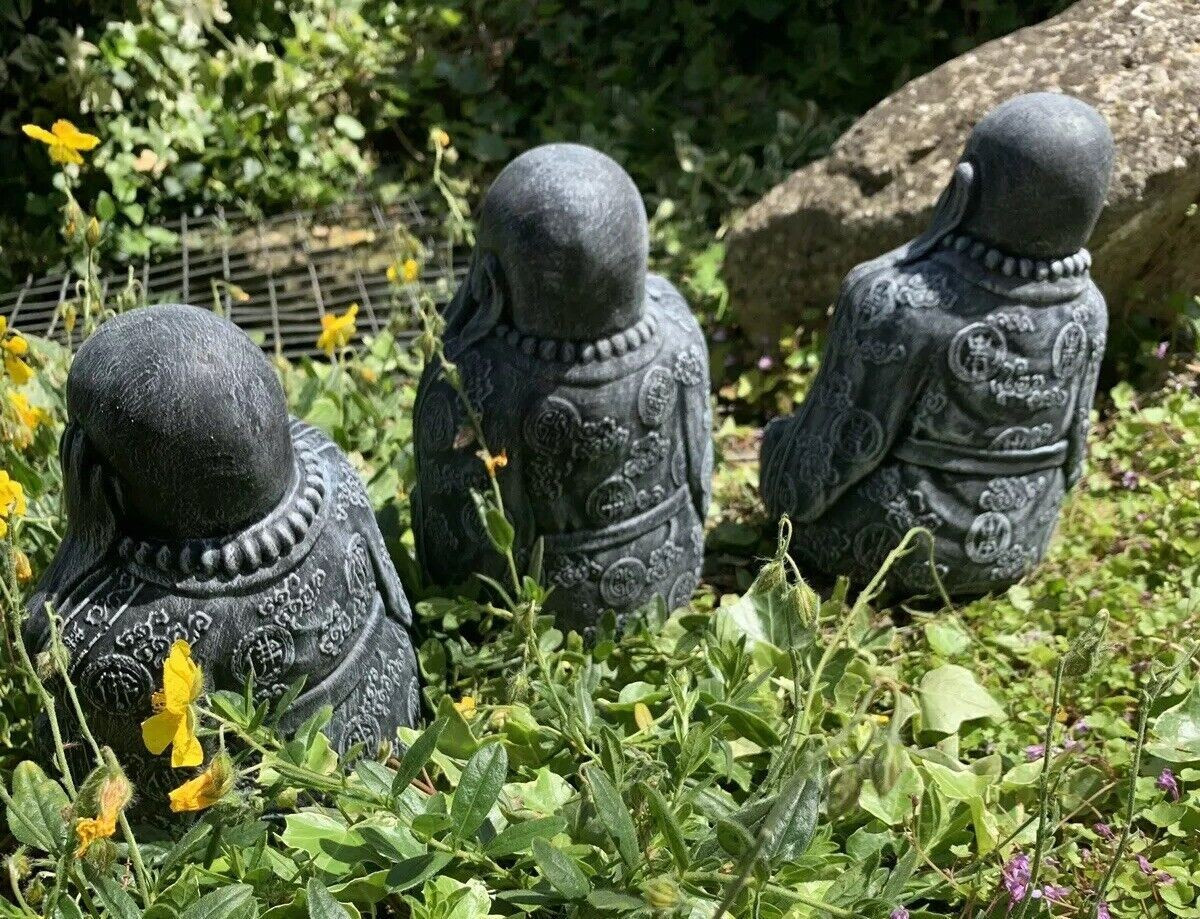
413;143;712;634
761;93;1114;597
25;305;420;793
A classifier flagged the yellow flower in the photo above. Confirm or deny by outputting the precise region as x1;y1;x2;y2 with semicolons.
316;303;359;357
141;640;205;768
22;120;100;166
454;695;476;715
0;318;34;384
169;753;234;813
0;471;27;539
431;128;451;150
74;772;132;858
4;353;33;385
359;366;378;384
402;258;420;283
13;549;31;583
482;450;508;477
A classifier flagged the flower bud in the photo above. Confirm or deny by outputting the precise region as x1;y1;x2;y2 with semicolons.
871;740;907;797
644;876;680;911
85;217;102;248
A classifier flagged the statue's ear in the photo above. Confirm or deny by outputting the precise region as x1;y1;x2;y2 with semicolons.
902;160;975;263
446;251;505;358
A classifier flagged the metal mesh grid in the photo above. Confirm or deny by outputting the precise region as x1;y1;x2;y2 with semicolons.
0;195;468;357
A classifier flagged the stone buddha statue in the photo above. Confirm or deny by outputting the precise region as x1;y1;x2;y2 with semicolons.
761;93;1114;597
413;143;712;634
25;305;420;794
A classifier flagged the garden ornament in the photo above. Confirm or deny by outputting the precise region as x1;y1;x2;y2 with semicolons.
25;305;421;794
761;93;1114;597
413;143;713;634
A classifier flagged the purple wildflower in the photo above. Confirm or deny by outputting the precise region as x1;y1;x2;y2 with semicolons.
1093;822;1115;841
1097;902;1111;919
1071;718;1088;734
1136;854;1173;884
711;327;729;343
757;354;774;371
1040;884;1070;903
1156;340;1169;359
1121;469;1141;489
1002;852;1032;903
1025;743;1047;762
1157;767;1180;802
890;909;910;919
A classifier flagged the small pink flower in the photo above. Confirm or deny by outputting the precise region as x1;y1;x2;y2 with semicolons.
1097;902;1111;919
1093;822;1115;841
1002;852;1031;903
1024;743;1047;762
1040;884;1070;902
757;354;774;371
890;909;910;919
1121;470;1141;489
1155;340;1169;359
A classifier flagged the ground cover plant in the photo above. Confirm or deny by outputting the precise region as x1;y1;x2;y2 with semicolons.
0;123;1199;919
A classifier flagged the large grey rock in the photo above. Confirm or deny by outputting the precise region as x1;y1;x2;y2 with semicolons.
726;0;1200;340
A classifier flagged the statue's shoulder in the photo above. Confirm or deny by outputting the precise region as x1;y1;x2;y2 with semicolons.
838;254;962;336
646;273;703;345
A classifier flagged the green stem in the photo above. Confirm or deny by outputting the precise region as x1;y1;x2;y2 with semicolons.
1016;657;1067;919
686;871;853;918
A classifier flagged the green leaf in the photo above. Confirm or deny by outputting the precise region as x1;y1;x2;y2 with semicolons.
918;664;1006;736
6;760;69;853
639;783;690;870
180;885;255;919
716;817;755;858
95;190;116;221
584;764;640;869
586;890;646;912
393;718;446;795
483;815;567;856
711;702;782;747
1148;681;1200;763
451;742;508;841
334;114;366;140
762;758;824;863
531;838;590;900
83;864;143;919
307;879;351;919
329;853;452;904
305;396;342;433
434;695;478;758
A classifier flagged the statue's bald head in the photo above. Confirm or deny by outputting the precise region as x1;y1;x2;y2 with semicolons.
959;93;1114;257
68;304;293;540
476;143;648;341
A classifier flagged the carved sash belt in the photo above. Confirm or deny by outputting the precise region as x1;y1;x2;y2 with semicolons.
543;485;690;554
892;436;1068;476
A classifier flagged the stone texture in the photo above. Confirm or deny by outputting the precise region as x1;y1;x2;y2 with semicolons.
726;0;1200;340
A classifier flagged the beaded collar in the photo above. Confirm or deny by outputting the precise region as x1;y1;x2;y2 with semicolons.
116;441;328;582
490;313;659;364
940;233;1091;280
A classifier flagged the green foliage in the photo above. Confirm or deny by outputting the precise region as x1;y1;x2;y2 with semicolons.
2;0;1066;287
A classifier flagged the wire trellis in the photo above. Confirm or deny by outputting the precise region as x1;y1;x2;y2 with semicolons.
0;195;468;358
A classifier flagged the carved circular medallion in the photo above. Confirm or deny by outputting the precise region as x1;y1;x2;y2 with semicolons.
853;523;898;573
831;408;884;462
671;444;687;488
638;367;677;428
524;396;580;454
668;568;700;611
81;654;153;714
949;323;1006;383
965;511;1013;564
1052;321;1088;379
599;558;647;608
343;712;382;752
586;477;636;526
231;624;295;688
421;390;456;453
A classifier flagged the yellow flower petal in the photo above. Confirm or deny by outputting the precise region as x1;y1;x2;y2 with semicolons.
171;710;203;768
74;814;117;858
4;335;28;357
48;145;84;166
142;710;180;756
5;353;34;384
51;120;100;151
162;639;203;712
23;124;57;144
13;550;31;583
168;765;228;812
402;258;420;283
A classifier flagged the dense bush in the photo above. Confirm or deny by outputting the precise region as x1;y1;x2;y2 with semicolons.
2;0;1067;286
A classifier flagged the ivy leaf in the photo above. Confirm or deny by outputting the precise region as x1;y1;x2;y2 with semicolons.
918;664;1006;736
1147;681;1200;763
451;742;508;841
531;838;590;900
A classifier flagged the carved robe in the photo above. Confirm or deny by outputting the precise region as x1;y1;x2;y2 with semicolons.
414;275;712;634
762;243;1106;596
25;421;420;796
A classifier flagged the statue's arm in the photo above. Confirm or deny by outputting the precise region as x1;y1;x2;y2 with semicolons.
761;276;929;522
1065;289;1108;489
